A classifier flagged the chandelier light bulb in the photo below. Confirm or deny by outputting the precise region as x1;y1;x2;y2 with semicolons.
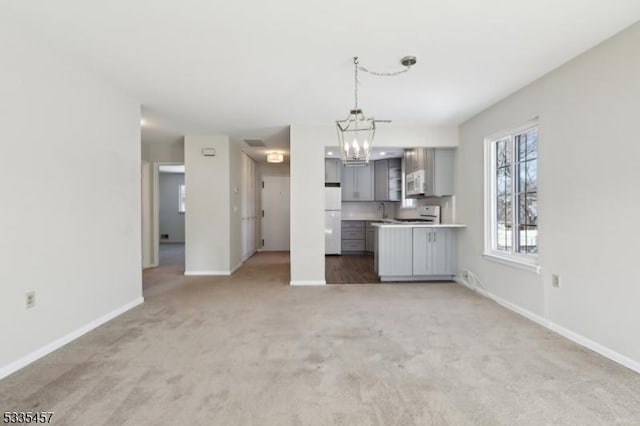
352;139;358;149
363;140;369;150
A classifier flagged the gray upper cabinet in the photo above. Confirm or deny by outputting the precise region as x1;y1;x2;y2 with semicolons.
341;163;374;201
374;158;402;201
432;149;454;197
325;158;341;184
404;148;454;197
374;159;389;201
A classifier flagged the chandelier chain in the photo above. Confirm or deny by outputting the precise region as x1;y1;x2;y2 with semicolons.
357;65;410;77
354;58;359;108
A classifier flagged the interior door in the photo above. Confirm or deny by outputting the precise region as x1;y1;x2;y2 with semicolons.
262;176;290;251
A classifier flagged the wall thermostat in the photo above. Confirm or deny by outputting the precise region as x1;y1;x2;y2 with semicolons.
201;148;216;156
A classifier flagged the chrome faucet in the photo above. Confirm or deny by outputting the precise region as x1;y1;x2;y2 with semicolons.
379;203;387;219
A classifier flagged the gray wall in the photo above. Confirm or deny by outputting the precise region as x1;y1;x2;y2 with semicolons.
159;173;185;243
0;24;142;374
455;22;640;370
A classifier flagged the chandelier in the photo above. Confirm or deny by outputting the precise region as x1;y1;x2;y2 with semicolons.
336;56;416;166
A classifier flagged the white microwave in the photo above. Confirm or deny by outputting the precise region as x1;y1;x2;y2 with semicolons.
406;170;425;197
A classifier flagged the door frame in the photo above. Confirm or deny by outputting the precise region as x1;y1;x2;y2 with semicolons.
153;162;184;265
260;174;291;252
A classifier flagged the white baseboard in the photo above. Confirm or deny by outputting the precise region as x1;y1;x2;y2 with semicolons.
0;297;144;380
230;263;243;274
548;322;640;374
290;280;326;286
454;277;640;375
142;263;158;270
184;270;231;276
486;291;550;329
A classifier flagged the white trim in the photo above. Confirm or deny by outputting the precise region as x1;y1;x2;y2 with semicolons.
230;262;243;274
0;297;144;380
142;263;159;270
485;117;540;142
548;322;640;375
184;270;232;276
484;288;549;328
483;252;541;274
455;278;640;375
484;120;539;262
290;280;326;286
153;162;184;268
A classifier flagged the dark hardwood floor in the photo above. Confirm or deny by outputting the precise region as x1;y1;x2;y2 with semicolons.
325;254;380;284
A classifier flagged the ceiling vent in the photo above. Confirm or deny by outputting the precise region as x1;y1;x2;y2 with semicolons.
244;139;265;147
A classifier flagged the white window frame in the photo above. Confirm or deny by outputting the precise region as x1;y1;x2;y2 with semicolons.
178;184;186;213
483;119;540;274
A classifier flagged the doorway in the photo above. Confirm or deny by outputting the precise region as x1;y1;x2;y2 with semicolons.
261;176;290;251
156;164;185;269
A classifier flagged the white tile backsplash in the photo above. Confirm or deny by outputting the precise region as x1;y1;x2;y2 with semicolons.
341;202;399;220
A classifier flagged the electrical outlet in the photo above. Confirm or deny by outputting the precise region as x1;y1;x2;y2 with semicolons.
26;291;36;309
552;274;560;288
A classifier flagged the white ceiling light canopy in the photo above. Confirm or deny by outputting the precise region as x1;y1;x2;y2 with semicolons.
267;152;284;163
337;56;416;166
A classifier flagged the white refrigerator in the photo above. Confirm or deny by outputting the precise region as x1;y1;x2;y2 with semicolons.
324;187;342;255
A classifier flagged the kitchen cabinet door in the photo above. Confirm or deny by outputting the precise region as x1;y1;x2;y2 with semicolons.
341;167;355;201
412;228;431;275
374;159;389;201
325;158;341;184
355;163;374;201
378;227;413;276
341;163;374;201
430;228;451;275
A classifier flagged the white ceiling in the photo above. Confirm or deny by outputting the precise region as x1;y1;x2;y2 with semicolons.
4;1;639;151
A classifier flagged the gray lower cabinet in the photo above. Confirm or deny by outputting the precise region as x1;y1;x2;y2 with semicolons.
365;222;375;252
341;163;374;201
342;221;365;253
412;228;455;276
376;226;456;280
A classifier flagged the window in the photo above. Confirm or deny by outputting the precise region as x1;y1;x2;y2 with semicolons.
485;121;539;272
178;184;186;213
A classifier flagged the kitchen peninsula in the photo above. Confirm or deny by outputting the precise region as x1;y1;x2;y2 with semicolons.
372;222;466;282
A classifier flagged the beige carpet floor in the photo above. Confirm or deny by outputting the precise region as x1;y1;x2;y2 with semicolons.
1;251;639;425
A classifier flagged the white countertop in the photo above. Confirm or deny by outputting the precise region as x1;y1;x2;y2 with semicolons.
371;222;467;228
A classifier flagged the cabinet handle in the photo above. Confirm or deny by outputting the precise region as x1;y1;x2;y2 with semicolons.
428;232;431;243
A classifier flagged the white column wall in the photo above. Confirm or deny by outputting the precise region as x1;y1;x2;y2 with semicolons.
184;135;232;274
